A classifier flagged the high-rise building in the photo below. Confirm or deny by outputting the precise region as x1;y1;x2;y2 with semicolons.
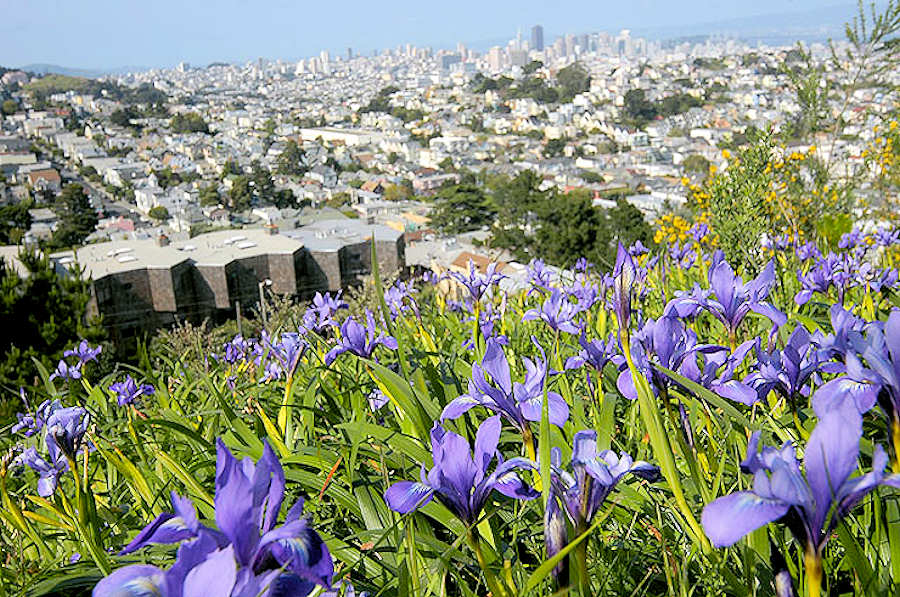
531;25;544;52
487;46;504;71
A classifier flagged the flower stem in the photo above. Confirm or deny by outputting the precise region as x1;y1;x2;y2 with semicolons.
804;548;822;597
468;529;511;597
573;529;591;596
622;341;710;552
892;416;900;474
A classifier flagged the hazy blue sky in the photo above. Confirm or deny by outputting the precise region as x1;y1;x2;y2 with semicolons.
1;0;856;69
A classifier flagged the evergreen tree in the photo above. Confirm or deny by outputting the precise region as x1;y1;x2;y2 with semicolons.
608;198;653;248
534;190;612;268
51;184;98;248
276;140;307;175
429;184;495;235
0;249;105;389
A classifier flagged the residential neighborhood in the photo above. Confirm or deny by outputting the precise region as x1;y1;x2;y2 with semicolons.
1;25;896;336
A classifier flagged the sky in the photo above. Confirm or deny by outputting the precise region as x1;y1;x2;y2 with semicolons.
0;0;859;69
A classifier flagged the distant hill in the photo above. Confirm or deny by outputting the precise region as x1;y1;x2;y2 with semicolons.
637;3;859;44
18;64;146;78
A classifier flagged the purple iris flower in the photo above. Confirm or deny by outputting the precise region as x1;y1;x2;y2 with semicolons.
109;375;155;407
679;340;758;405
669;242;697;269
99;529;320;597
441;338;569;432
522;288;583;335
856;262;898;293
795;241;821;262
64;340;102;365
324;311;398;365
815;305;866;361
448;260;506;302
422;270;442;285
611;243;637;333
665;259;786;337
839;227;864;249
565;275;600;311
13;403;84;497
368;388;390;411
796;252;856;305
836;310;900;426
743;326;823;403
873;227;900;247
462;301;508;350
701;402;900;568
11;395;61;437
763;233;791;252
616;315;721;400
545;431;658;578
120;491;204;554
303;291;348;335
384;415;538;525
628;240;649;257
565;332;619;373
217;334;266;369
263;332;308;380
112;439;333;595
384;279;419;321
49;359;82;382
811;353;882;417
45;406;90;461
527;258;554;294
311;290;348;320
218;335;253;365
794;266;832;306
14;446;68;497
689;223;710;244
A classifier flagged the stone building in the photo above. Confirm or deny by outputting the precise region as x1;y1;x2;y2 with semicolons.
49;223;405;336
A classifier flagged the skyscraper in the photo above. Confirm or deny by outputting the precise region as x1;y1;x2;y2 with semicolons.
531;25;544;52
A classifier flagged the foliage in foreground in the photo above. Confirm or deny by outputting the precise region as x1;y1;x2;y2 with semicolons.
4;225;900;596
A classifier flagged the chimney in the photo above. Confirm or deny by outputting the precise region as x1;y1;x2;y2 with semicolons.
156;233;170;247
265;223;279;236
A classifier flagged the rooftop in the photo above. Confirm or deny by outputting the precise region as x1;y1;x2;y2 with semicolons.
283;218;402;253
0;245;32;278
171;228;304;266
50;229;306;278
51;239;190;278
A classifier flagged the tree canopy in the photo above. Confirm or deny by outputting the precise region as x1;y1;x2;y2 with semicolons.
429;184;496;235
49;184;98;249
276;140;307;176
0;249;105;388
170;112;210;134
0;202;32;245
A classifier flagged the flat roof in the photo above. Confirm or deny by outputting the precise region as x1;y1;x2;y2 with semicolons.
171;228;304;266
51;239;191;279
283;219;402;253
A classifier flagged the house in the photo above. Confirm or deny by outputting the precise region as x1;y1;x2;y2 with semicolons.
360;179;386;194
413;172;459;194
26;169;62;193
449;251;509;276
307;165;338;187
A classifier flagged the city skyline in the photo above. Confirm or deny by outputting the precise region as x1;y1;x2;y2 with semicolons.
1;0;867;71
